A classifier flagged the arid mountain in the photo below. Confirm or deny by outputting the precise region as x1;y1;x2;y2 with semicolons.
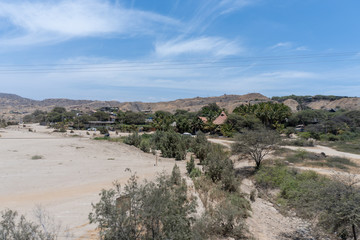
1;92;359;121
0;92;269;121
306;98;360;110
276;95;360;112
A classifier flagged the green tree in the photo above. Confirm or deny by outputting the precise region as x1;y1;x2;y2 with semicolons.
174;110;197;133
23;110;47;123
221;114;262;136
233;102;292;129
198;103;222;121
152;111;174;131
123;111;146;125
232;129;279;169
191;117;205;134
93;111;110;121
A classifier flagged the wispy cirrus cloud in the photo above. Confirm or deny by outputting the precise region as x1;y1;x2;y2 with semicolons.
269;42;293;50
219;0;254;14
167;0;254;58
269;42;308;51
3;54;359;101
185;0;256;34
155;37;243;57
0;0;180;46
260;71;318;79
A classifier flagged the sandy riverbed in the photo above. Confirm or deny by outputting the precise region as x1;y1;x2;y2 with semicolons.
0;124;184;239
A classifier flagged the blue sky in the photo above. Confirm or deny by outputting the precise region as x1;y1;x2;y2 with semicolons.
0;0;360;101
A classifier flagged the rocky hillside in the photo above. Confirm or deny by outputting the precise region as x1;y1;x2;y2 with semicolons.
0;92;269;121
275;95;360;111
2;92;359;121
117;93;269;113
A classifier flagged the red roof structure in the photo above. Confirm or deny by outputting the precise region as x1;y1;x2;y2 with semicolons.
213;111;227;125
199;116;208;123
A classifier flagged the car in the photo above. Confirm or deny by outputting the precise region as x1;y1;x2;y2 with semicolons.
182;132;192;136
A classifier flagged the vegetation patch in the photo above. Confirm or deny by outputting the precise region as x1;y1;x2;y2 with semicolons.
325;140;360;155
255;164;360;239
94;136;125;142
285;149;356;170
281;138;314;147
31;155;43;160
89;164;251;240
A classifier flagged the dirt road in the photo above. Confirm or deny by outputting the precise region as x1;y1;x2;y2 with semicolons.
210;137;360;162
285;145;360;161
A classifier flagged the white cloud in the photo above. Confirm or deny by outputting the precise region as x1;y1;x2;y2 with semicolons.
155;37;243;57
269;42;308;52
3;56;360;101
295;46;308;51
219;0;254;14
260;71;318;79
0;0;179;46
269;42;293;50
184;0;256;34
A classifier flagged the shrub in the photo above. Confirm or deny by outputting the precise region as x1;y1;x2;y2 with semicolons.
298;131;311;139
151;131;187;160
98;127;109;134
193;194;250;239
31;155;43;160
204;145;237;192
284;127;295;137
139;139;150;153
170;164;181;185
250;190;256;202
186;155;195;174
189;168;201;178
284;138;314;147
0;208;69;239
89;168;196;240
254;165;360;238
123;132;142;147
191;132;211;164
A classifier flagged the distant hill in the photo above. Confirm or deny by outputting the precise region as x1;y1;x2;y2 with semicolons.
0;92;269;121
1;92;360;121
273;95;360;111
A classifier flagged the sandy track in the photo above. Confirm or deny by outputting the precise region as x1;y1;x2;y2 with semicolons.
208;138;233;147
0;125;184;239
284;145;360;161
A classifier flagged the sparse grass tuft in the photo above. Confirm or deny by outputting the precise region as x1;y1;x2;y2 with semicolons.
93;136;125;142
31;155;43;160
326;141;360;155
281;138;314;147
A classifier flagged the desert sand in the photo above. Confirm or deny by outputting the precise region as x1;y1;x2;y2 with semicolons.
0;124;185;239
